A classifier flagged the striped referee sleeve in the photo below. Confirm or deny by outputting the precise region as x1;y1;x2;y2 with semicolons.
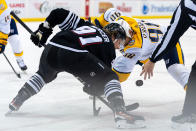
151;0;196;62
150;4;182;62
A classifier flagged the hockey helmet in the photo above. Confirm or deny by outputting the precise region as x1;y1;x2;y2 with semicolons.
103;23;126;42
114;19;133;38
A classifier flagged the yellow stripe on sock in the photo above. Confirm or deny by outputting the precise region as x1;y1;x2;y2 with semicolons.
184;85;188;91
176;43;184;64
14;51;23;57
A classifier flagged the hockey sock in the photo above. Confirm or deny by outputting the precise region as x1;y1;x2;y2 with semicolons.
25;73;45;95
9;73;45;111
104;80;125;109
167;64;190;88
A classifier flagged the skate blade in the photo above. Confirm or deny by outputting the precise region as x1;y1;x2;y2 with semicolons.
21;70;28;75
5;110;13;117
171;122;193;131
116;120;146;129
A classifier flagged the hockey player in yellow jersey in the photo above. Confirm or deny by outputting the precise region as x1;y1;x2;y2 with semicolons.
0;0;27;70
0;0;11;53
8;17;27;71
90;8;190;89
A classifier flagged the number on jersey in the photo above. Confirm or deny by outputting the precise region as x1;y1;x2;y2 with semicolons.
144;22;163;43
73;26;103;46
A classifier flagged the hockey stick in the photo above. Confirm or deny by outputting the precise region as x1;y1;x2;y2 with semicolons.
93;96;101;116
97;96;139;111
3;53;21;78
93;95;139;116
10;11;36;36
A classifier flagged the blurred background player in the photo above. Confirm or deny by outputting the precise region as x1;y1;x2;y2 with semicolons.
0;0;27;71
0;0;11;54
140;0;196;126
8;17;27;71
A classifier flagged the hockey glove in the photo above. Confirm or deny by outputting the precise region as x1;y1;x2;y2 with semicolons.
0;32;8;54
30;22;53;47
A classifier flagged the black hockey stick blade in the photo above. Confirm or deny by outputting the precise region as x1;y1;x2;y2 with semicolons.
93;96;101;116
17;73;21;78
10;11;36;36
97;96;139;112
125;102;139;111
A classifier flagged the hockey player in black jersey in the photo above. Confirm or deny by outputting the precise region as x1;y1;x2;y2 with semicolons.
140;0;196;127
8;22;145;129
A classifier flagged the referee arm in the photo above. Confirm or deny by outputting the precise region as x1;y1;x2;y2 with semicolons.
140;0;192;79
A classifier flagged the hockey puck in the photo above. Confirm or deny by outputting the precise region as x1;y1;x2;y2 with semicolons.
136;80;143;87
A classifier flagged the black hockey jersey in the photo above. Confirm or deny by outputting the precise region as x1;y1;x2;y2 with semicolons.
49;25;116;68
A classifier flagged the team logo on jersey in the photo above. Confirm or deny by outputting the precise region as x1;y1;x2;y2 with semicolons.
0;4;5;10
134;25;139;29
123;53;135;59
128;40;135;46
90;72;96;77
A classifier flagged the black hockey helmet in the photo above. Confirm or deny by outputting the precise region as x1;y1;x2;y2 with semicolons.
103;23;126;42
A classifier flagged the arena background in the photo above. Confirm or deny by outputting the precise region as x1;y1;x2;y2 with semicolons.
7;0;179;21
2;1;196;131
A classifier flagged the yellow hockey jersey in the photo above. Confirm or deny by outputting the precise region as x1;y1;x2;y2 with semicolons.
112;16;167;82
90;14;167;82
0;0;11;34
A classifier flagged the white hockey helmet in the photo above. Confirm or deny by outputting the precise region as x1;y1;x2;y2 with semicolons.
114;19;132;38
104;8;123;23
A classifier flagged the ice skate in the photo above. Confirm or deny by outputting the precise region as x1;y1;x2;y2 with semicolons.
6;95;26;116
171;113;196;131
16;57;27;71
110;96;145;129
114;106;145;129
9;95;24;111
8;88;31;112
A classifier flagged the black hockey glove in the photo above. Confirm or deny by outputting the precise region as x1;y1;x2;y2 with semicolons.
30;23;53;47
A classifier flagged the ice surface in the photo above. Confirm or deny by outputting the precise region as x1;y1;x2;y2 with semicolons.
0;19;195;131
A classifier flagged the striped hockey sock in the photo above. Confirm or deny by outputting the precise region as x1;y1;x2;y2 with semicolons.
104;79;123;101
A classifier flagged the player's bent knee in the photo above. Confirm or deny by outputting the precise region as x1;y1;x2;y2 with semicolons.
36;70;57;84
83;71;119;96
